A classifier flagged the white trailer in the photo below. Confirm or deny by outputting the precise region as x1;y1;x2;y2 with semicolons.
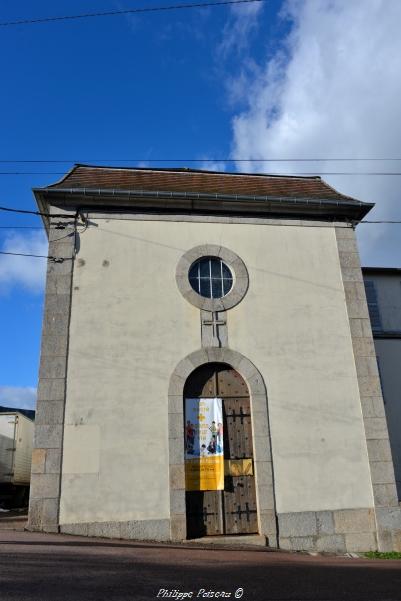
0;412;34;506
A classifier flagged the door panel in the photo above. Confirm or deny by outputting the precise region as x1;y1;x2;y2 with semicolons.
184;363;218;398
223;397;254;460
186;491;223;538
222;396;258;534
223;476;258;535
217;367;249;398
185;363;221;537
185;363;258;538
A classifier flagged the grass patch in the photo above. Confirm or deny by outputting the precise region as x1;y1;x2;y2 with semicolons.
365;551;401;559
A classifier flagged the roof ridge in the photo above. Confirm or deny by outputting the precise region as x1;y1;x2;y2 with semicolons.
72;163;322;181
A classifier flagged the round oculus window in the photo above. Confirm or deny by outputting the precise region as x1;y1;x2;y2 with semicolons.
188;256;233;299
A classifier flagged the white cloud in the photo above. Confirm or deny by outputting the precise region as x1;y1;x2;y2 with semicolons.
229;0;401;266
0;386;37;410
0;231;48;294
218;1;264;58
198;160;228;172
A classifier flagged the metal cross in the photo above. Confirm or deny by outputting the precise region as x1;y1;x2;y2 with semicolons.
202;311;226;347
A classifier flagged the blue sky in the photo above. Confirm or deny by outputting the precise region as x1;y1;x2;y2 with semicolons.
1;0;401;409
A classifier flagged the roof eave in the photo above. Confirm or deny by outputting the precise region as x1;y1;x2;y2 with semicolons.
32;186;374;222
33;190;51;236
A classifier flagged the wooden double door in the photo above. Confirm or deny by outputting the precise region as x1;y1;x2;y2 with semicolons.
184;363;258;538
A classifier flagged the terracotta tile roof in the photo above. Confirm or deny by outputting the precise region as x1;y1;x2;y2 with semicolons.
47;165;360;203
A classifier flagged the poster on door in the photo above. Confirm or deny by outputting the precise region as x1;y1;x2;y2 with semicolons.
185;398;224;491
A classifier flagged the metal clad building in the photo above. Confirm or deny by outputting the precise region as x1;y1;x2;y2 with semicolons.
362;267;401;501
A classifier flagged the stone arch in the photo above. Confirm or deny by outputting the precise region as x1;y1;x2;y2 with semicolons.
168;347;277;546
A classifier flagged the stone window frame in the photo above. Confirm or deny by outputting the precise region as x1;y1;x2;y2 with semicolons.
176;245;249;311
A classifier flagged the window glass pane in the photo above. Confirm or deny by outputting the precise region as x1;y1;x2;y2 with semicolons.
222;263;231;279
199;258;210;278
189;275;199;293
211;278;222;298
188;256;233;299
188;264;198;281
364;280;382;330
210;258;221;278
199;278;211;298
222;278;232;296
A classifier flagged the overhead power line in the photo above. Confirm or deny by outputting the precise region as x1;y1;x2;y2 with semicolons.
0;158;401;163
0;217;401;225
360;220;401;224
0;251;49;258
0;205;75;219
0;172;68;175
3;171;401;176
1;206;401;226
0;250;70;262
0;0;265;27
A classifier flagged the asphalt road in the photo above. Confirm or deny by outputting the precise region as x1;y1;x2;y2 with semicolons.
0;530;400;601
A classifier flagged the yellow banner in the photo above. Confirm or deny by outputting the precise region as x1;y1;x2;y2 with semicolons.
185;397;224;491
185;456;224;491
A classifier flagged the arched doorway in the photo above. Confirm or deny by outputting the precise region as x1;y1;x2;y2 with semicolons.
184;362;258;539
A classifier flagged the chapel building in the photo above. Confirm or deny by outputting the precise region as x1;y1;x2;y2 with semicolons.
28;165;401;552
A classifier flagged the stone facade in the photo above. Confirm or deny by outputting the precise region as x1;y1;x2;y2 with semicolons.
60;519;170;540
28;212;75;533
335;227;401;551
278;508;378;552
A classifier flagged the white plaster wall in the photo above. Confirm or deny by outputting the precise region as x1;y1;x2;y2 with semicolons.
226;224;373;513
60;217;373;523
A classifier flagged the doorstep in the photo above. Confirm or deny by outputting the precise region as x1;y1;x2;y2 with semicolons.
185;534;268;547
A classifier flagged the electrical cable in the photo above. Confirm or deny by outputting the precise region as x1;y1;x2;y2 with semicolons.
1;205;401;224
0;226;44;229
1;158;401;163
1;219;401;265
3;172;401;176
360;220;401;224
0;205;75;219
0;0;266;27
0;250;70;262
3;220;401;234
